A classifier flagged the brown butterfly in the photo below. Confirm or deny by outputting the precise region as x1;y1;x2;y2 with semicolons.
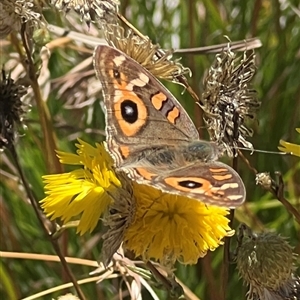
93;45;246;208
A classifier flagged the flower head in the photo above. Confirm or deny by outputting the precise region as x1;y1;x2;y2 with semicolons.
41;140;122;235
255;172;273;190
236;225;299;300
51;0;119;25
0;69;28;149
103;24;190;81
124;183;233;266
0;0;43;38
200;46;260;157
41;140;232;266
57;294;80;300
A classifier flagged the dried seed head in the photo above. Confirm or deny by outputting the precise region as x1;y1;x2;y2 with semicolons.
0;0;43;38
57;294;80;300
200;45;260;157
102;171;136;266
0;70;28;149
236;230;299;300
255;172;272;190
51;0;119;25
103;23;190;81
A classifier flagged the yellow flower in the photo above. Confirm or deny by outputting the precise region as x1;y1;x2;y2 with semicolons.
278;128;300;157
41;140;232;266
41;140;121;235
124;184;233;265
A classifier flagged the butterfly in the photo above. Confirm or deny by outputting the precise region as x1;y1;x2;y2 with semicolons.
93;45;246;208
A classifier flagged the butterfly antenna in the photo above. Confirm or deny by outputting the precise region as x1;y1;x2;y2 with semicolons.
237;147;292;156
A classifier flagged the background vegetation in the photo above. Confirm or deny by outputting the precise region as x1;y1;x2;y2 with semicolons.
1;0;299;299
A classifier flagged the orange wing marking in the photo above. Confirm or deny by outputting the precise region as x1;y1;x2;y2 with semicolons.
167;107;180;124
212;174;233;181
164;177;211;194
151;92;168;110
209;168;228;173
119;146;130;158
110;70;148;137
136;168;156;180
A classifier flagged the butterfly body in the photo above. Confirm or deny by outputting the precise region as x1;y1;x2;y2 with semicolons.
94;45;246;207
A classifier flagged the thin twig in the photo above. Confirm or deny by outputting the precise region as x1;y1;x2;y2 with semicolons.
174;38;262;54
146;261;184;298
20;23;61;174
7;144;87;300
221;155;239;300
11;23;87;299
272;172;300;224
221;209;234;300
239;151;300;224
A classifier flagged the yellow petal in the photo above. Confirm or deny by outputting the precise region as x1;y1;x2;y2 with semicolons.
41;141;120;234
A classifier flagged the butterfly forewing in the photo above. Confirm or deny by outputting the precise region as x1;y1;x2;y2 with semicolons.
93;45;199;145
